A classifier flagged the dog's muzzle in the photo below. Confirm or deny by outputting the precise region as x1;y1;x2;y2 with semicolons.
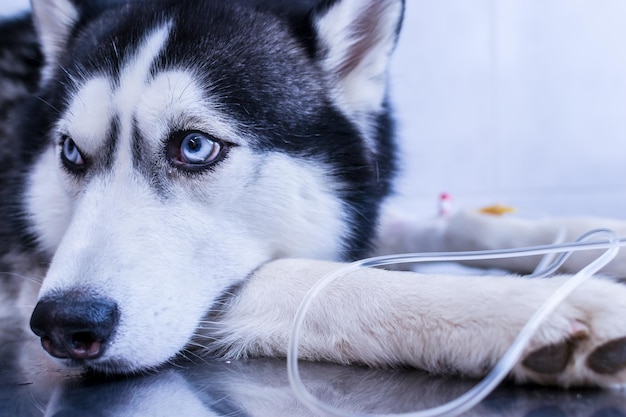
30;290;119;361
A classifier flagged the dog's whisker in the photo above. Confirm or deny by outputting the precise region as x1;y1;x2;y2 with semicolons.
176;347;211;366
0;272;43;285
166;358;187;369
32;94;61;114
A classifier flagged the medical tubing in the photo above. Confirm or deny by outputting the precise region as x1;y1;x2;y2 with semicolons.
529;227;568;277
528;228;611;278
287;232;624;417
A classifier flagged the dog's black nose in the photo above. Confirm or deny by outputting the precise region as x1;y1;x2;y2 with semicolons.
30;291;119;361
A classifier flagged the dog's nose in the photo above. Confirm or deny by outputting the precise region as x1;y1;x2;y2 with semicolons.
30;291;119;361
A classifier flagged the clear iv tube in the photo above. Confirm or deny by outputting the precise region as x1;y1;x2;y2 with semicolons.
287;231;624;417
526;229;611;278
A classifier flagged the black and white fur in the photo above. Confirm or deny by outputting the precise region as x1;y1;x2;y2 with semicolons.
4;0;402;373
2;0;626;388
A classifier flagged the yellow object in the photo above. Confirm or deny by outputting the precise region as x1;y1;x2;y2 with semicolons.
479;204;516;216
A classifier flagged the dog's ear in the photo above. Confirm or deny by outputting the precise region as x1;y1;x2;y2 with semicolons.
311;0;404;131
30;0;80;80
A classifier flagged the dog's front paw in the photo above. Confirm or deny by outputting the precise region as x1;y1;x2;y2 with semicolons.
513;278;626;387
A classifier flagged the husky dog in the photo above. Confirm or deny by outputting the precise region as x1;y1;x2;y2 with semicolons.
2;0;626;388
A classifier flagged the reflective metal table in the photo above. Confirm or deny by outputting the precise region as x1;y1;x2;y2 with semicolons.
2;318;626;417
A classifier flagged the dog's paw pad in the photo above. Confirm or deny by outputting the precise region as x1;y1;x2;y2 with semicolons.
587;337;626;375
522;341;573;374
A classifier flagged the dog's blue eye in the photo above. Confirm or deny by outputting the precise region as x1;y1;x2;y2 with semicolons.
167;131;229;171
179;133;221;165
61;136;85;168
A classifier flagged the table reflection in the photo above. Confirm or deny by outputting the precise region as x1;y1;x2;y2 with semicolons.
1;318;626;417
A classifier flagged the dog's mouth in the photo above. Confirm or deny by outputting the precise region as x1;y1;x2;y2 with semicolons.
27;281;218;374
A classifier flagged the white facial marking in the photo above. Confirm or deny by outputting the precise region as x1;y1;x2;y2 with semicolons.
28;24;172;254
136;71;243;151
60;77;113;154
233;152;346;260
25;147;73;254
114;24;171;168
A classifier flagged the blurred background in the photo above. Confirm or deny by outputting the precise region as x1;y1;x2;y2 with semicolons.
389;1;626;219
3;0;625;219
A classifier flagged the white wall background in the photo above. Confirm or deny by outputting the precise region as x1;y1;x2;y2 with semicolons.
1;0;27;15
390;1;626;219
3;1;626;220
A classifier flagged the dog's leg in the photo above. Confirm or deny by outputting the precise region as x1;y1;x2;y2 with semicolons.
209;259;626;387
